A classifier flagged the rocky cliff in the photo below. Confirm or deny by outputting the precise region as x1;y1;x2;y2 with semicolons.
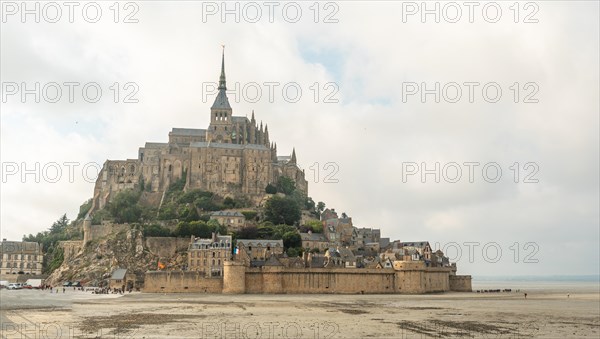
46;226;187;287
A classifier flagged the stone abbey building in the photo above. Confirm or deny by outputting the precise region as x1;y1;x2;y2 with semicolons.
91;51;308;211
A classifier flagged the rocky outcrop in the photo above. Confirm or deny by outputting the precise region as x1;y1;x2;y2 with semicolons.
46;226;186;287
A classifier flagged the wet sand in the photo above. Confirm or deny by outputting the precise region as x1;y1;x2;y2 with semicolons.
1;289;599;338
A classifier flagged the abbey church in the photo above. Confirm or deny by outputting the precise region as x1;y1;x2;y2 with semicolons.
91;51;308;211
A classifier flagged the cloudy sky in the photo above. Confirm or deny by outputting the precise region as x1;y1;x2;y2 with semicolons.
1;1;598;276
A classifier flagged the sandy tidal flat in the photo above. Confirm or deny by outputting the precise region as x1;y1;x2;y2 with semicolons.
1;289;599;338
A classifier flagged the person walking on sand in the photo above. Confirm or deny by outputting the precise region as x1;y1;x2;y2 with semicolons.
524;293;527;299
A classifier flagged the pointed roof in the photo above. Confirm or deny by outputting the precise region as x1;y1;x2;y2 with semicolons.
211;47;231;110
290;148;297;163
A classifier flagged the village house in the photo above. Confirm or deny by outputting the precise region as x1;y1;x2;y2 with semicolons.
188;233;232;277
320;208;338;221
300;231;329;252
109;268;136;290
209;211;246;232
323;222;341;245
431;249;450;268
0;239;43;275
399;241;433;264
324;247;358;268
236;239;284;263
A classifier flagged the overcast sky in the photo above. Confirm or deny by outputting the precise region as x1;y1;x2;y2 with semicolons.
1;1;598;276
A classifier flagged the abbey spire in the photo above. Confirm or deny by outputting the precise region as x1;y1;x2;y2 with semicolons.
218;46;226;90
211;46;231;110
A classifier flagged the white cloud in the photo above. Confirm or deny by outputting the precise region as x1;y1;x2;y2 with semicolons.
1;1;598;275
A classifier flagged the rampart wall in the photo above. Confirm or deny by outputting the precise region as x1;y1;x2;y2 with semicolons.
145;261;472;294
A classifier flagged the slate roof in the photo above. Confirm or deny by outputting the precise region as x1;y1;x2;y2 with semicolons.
309;255;326;268
210;211;244;217
400;241;430;248
190;142;268;151
231;116;249;123
264;256;283;266
170;128;207;136
237;239;283;248
300;232;327;242
110;268;127;280
337;248;356;261
143;142;168;148
211;88;231;109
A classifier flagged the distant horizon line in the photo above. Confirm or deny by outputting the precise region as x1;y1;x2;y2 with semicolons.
473;275;599;281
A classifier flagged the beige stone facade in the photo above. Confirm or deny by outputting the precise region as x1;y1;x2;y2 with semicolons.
145;261;472;294
300;232;329;252
236;239;284;262
209;211;246;232
187;234;232;277
0;240;43;275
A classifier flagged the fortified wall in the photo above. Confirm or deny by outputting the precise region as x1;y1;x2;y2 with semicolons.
449;274;473;292
144;261;472;294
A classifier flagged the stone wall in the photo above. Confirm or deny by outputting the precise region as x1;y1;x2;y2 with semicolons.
243;267;398;294
58;241;83;261
143;271;223;293
145;237;190;258
87;222;130;243
146;261;471;294
240;267;451;294
449;275;473;292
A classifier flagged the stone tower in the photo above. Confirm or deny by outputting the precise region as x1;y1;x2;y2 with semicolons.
207;47;233;143
82;214;92;245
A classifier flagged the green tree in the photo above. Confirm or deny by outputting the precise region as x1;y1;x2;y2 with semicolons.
306;220;324;233
138;175;146;192
143;224;171;237
167;172;187;194
207;219;223;234
50;214;69;234
44;247;64;274
107;189;142;223
77;200;92;219
223;197;236;208
264;196;301;225
305;197;316;212
241;211;258;221
317;201;326;213
234;226;259;240
286;247;300;257
265;183;277;194
276;176;296;195
282;231;302;249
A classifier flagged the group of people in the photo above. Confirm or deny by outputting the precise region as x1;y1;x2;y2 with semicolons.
92;286;134;294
